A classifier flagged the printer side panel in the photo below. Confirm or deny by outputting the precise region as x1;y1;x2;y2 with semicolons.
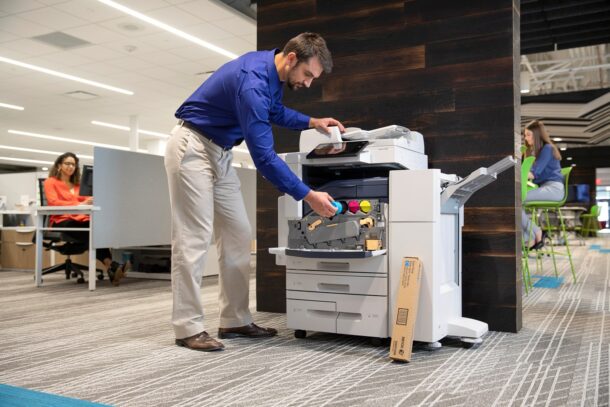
389;169;446;343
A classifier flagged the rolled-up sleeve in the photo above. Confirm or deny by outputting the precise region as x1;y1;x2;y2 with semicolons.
237;88;310;200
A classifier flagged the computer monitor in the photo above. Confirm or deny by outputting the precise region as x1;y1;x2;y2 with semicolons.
80;165;93;196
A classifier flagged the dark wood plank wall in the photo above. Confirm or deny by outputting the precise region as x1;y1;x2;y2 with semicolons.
256;0;522;332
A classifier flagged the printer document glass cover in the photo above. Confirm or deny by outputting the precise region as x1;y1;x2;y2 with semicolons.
306;140;369;159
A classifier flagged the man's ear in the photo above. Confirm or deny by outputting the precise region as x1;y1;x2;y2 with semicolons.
286;52;298;69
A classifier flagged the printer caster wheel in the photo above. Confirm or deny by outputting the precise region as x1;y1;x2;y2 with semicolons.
294;330;307;339
77;277;85;284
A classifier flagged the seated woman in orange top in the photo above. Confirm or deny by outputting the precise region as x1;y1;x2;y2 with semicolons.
44;152;126;286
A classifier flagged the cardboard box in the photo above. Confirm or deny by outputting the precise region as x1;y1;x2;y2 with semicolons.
389;257;422;362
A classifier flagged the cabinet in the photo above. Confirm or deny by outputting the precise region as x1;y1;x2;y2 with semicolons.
1;227;51;270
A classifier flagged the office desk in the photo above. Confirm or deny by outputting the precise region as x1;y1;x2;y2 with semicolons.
34;205;100;291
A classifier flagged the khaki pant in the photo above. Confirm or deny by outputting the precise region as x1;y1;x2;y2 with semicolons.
165;122;253;339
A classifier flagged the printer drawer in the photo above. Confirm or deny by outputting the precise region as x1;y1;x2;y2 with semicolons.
287;291;388;338
286;254;386;274
286;299;337;333
287;271;387;296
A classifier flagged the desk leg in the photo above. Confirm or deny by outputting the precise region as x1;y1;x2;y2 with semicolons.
35;214;43;287
89;211;96;291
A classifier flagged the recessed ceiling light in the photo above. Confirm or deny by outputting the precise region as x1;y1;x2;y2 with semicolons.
566;157;573;160
560;147;567;151
64;90;99;100
118;22;143;32
553;137;562;142
96;0;238;60
0;156;54;165
8;129;133;151
0;144;93;160
0;55;134;96
42;167;48;171
32;31;91;50
91;120;169;139
0;102;24;111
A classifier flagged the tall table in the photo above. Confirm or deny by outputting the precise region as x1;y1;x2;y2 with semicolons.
34;205;100;291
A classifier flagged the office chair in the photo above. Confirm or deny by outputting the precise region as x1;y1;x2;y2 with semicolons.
36;179;103;284
523;166;577;284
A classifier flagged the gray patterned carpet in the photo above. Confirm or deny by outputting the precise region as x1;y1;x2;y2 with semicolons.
1;238;609;406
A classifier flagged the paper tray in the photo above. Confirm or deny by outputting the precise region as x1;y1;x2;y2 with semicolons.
284;248;387;259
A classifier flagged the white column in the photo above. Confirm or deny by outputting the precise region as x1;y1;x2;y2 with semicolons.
146;139;167;156
129;115;139;151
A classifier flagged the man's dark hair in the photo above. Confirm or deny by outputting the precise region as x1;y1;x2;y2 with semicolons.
282;32;333;73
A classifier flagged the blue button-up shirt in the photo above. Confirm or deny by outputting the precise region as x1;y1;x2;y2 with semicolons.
532;144;564;184
175;49;311;201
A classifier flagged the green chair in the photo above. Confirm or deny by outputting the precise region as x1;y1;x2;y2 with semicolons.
580;205;601;237
520;156;535;293
523;166;577;284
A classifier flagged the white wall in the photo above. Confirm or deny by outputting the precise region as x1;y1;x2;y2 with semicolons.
0;172;39;209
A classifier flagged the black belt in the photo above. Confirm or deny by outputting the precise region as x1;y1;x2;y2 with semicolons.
179;120;231;151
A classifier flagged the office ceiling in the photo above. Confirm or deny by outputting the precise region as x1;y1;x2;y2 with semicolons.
0;0;256;169
521;0;610;54
521;89;610;146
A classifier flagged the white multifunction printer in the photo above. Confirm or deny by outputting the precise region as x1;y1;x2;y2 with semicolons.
270;125;515;348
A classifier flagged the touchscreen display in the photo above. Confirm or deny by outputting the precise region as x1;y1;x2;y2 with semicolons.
306;141;369;159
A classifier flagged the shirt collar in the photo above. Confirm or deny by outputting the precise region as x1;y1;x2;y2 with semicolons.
268;49;282;90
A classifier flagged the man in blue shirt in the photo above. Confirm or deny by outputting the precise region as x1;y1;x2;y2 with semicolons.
165;32;345;352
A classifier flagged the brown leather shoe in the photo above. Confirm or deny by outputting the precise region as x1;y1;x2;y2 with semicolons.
218;323;278;339
175;331;224;351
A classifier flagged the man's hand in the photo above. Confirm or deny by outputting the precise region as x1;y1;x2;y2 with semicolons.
309;117;345;134
528;171;535;181
303;190;337;218
81;197;93;205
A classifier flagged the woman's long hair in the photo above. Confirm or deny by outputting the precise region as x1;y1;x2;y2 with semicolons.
48;152;81;184
523;119;562;160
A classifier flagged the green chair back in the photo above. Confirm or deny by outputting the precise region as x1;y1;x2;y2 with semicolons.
558;167;572;206
521;156;535;204
591;204;600;216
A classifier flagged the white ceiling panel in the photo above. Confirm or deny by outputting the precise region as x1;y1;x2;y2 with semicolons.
214;36;255;56
134;49;189;66
27;51;95;67
2;38;63;56
177;1;237;22
184;22;233;41
100;37;162;55
146;5;204;27
104;55;158;72
115;0;170;12
168;44;230;66
0;15;54;36
98;16;162;38
69;44;126;61
0;30;18;43
0;0;45;14
19;7;88;30
213;16;255;37
62;24;127;45
53;0;124;22
35;0;71;5
137;30;197;51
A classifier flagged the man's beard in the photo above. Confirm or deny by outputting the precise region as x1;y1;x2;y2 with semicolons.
286;70;302;91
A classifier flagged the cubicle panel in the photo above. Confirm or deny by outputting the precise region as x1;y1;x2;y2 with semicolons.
93;147;171;248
